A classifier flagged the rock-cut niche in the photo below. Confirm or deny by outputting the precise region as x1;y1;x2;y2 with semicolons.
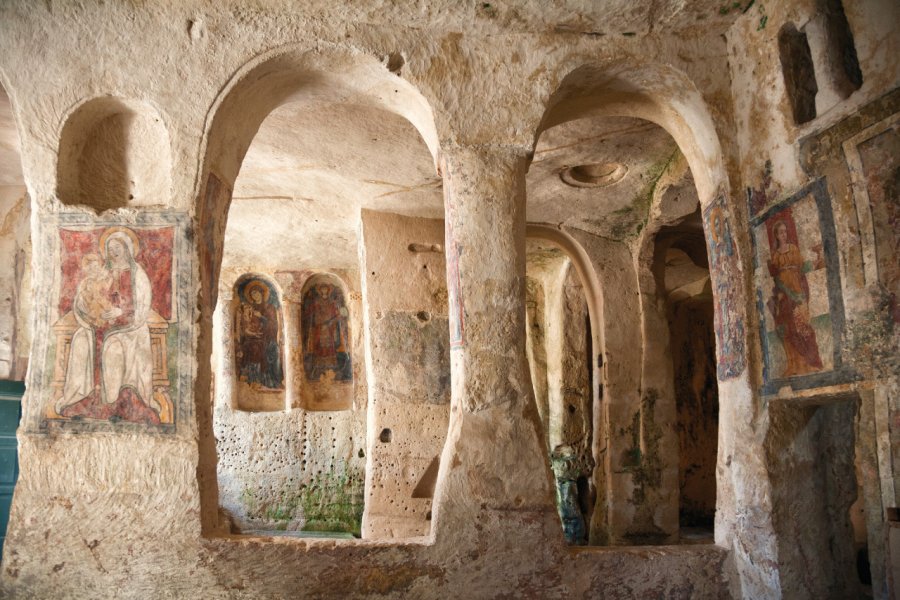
233;275;285;412
57;97;173;211
299;274;353;411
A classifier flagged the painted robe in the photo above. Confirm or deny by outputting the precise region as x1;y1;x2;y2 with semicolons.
768;243;824;377
237;299;283;389
101;262;154;405
302;286;351;382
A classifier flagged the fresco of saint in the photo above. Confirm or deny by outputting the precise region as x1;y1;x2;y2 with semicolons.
766;219;825;377
703;199;746;379
54;227;165;424
301;281;352;382
235;278;284;390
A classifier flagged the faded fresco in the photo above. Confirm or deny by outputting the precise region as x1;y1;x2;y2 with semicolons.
235;277;284;391
761;206;828;376
301;278;352;383
45;220;185;429
844;113;900;321
750;179;851;392
199;173;232;310
443;168;465;349
702;194;746;379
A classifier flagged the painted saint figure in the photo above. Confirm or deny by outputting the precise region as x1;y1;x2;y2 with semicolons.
235;279;284;390
56;227;162;424
302;281;352;382
704;200;746;379
58;253;110;411
767;220;824;377
101;231;155;407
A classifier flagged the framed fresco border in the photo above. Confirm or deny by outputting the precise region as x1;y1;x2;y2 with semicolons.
32;211;192;435
750;178;857;394
841;111;899;288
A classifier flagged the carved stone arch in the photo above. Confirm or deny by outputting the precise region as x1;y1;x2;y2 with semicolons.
193;44;445;535
531;59;760;562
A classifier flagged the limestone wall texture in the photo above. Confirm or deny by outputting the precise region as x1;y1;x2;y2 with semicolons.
0;185;29;381
0;1;896;598
726;0;900;597
213;268;367;535
360;211;449;539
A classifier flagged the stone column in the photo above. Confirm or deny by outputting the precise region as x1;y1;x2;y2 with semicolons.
431;145;558;541
212;287;236;412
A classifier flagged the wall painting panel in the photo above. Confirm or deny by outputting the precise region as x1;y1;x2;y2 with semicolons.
41;214;189;432
703;194;746;379
843;112;900;318
235;276;284;391
298;275;353;411
749;179;855;393
301;278;352;384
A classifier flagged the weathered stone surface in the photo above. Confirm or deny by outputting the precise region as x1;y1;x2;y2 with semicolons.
360;211;450;539
0;0;897;597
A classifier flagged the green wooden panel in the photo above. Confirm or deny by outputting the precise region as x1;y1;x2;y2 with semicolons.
0;400;20;436
0;380;23;563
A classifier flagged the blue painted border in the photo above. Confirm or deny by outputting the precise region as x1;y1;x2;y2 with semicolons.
749;178;857;394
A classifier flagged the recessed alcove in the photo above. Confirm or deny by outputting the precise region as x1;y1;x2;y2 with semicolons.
298;273;353;412
779;23;819;125
231;274;285;413
57;97;172;211
779;0;863;127
766;396;865;598
0;83;30;382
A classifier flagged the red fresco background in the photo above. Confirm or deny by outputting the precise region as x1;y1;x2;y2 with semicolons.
58;227;174;320
764;206;800;250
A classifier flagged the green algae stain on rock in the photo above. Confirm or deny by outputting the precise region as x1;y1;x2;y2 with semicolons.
622;389;665;506
299;469;365;535
584;149;681;241
240;465;365;536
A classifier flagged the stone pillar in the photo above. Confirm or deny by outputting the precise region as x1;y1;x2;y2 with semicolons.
212;286;236;412
431;145;558;541
633;245;680;544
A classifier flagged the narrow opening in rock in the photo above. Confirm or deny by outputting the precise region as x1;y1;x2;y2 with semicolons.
779;23;818;125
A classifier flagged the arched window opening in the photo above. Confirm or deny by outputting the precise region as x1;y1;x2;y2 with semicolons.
527;65;731;545
205;54;445;541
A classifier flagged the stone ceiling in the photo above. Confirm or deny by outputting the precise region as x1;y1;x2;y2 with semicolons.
226;101;442;270
528;116;677;239
0;83;686;269
226;103;679;270
223;0;747;38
